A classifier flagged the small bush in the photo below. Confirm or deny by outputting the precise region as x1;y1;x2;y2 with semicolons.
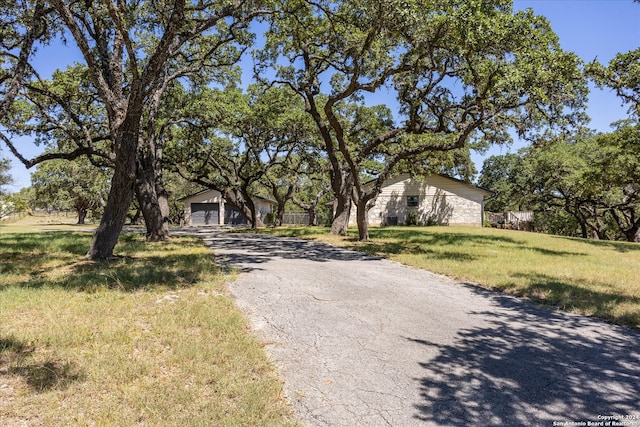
263;212;276;226
405;211;419;226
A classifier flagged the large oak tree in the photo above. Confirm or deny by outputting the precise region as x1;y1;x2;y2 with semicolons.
257;0;587;240
480;123;640;242
1;0;255;259
169;85;317;228
31;154;110;224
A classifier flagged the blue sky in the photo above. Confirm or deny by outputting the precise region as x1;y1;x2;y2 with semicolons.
2;0;639;191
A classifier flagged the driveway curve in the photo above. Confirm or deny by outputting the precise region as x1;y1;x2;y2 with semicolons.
182;229;640;426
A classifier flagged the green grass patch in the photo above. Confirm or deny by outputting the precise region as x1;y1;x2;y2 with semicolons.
260;226;640;329
0;211;95;232
0;229;296;426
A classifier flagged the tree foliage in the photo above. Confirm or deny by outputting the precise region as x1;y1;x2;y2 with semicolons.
168;84;319;228
1;0;255;259
256;0;587;240
0;156;11;194
0;0;53;122
480;123;640;242
478;152;530;212
587;48;640;118
5;0;631;255
31;156;110;224
0;155;13;219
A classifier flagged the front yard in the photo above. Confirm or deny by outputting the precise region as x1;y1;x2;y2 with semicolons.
0;225;297;426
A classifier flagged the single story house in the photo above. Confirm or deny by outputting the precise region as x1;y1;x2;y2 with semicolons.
180;189;274;226
347;174;492;227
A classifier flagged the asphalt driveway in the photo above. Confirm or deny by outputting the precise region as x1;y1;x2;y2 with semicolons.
184;229;640;426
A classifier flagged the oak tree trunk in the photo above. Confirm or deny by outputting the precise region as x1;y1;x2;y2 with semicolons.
156;181;170;228
624;225;640;243
331;193;351;236
86;158;136;259
579;222;588;239
135;173;167;241
129;208;142;225
77;208;87;225
86;117;140;260
245;197;265;229
330;172;352;236
355;199;370;241
223;190;265;229
275;206;284;227
135;151;169;241
153;138;171;234
308;208;317;226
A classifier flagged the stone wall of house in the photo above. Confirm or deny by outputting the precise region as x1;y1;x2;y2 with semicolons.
348;174;487;227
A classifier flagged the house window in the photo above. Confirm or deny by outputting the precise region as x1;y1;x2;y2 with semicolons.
407;195;419;207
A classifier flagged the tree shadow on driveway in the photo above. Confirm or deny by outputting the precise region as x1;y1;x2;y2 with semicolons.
181;230;382;271
410;286;640;426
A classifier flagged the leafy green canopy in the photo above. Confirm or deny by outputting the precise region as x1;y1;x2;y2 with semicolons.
480;123;640;241
259;0;587;146
588;48;640;119
30;155;110;219
0;157;11;194
256;0;587;239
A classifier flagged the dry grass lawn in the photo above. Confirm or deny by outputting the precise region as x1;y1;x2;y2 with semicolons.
0;220;297;426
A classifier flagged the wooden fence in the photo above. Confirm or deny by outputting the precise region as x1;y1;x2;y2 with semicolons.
487;211;534;230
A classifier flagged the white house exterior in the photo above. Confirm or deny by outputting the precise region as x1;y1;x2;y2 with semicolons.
180;189;274;226
348;174;492;227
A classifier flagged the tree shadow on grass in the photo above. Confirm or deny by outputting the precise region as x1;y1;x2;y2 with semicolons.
506;272;640;329
1;336;84;392
552;235;640;253
348;240;479;261
0;232;91;255
8;361;83;392
1;232;222;292
347;239;583;261
3;252;220;292
1;232;90;277
0;336;32;356
364;228;588;258
411;287;640;426
369;227;527;246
